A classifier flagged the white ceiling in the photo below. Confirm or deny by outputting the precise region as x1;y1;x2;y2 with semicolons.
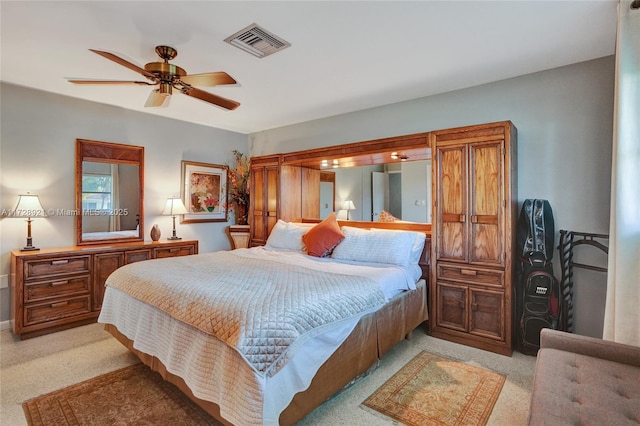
1;1;618;135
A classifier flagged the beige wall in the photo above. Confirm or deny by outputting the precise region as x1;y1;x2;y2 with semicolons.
0;84;248;322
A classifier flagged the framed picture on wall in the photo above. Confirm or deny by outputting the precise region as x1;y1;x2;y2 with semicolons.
180;160;228;223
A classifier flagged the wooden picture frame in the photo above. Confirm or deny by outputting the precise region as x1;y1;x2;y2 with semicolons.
180;160;228;223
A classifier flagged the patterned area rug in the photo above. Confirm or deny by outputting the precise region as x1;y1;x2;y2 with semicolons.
22;363;222;426
362;351;506;426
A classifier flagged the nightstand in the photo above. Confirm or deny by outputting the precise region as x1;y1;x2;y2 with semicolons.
228;225;250;249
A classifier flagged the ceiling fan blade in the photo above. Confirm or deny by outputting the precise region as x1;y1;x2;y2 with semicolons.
182;87;240;111
179;72;237;87
144;90;170;108
89;49;157;80
67;79;153;85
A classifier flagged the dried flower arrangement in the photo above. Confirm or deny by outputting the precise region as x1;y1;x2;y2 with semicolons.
227;150;250;224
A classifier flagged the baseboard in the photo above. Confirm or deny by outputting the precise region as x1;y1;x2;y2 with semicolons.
0;320;11;331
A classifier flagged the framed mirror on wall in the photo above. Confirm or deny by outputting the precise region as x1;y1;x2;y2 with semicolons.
75;139;144;245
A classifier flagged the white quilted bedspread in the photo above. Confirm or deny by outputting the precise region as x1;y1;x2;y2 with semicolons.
105;250;386;376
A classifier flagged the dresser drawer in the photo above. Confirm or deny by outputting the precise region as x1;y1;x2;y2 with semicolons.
24;295;92;326
125;249;151;263
153;245;196;258
437;263;504;288
24;255;91;280
25;276;91;303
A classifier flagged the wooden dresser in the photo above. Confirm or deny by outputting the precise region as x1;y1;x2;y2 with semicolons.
10;239;198;339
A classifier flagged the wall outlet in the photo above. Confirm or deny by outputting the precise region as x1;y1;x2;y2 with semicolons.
0;275;7;289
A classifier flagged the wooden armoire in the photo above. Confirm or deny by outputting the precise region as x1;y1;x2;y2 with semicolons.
429;121;517;356
249;155;280;246
249;155;320;247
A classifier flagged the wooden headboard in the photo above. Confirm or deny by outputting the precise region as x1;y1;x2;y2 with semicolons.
301;219;432;281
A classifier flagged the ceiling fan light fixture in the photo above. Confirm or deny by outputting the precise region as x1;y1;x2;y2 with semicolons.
71;46;239;110
159;82;172;96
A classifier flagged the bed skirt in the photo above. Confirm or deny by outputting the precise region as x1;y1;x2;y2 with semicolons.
105;278;427;425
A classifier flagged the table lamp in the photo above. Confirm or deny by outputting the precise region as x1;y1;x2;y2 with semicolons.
14;193;47;251
342;200;355;220
162;197;188;240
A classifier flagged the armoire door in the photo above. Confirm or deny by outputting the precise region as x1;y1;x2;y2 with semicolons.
469;287;505;341
468;141;505;267
436;282;468;332
435;144;468;263
250;160;279;246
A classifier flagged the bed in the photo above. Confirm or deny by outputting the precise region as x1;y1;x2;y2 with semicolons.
98;216;430;425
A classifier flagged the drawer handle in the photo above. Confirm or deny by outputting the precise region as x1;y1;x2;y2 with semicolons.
51;280;68;286
50;301;68;308
460;269;477;276
51;260;69;265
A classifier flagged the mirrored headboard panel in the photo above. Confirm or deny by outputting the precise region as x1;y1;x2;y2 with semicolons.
281;132;431;224
75;139;144;245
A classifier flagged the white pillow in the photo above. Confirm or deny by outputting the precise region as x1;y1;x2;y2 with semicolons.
370;228;426;265
331;226;415;266
265;220;314;252
265;219;309;251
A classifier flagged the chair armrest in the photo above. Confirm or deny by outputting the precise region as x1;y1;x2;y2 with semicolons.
540;328;640;367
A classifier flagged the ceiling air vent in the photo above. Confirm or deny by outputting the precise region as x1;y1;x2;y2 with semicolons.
224;23;291;58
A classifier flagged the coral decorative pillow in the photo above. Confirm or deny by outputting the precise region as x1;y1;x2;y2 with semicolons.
378;210;399;223
302;213;345;257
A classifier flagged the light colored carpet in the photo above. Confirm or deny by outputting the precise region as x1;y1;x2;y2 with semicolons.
362;351;505;425
1;322;536;425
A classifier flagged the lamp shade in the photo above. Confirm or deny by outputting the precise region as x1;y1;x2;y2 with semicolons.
14;194;47;218
341;200;356;211
161;197;188;216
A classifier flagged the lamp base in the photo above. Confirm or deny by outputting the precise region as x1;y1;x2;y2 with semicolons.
22;235;39;251
166;236;182;241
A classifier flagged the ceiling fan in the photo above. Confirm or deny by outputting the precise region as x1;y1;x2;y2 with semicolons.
68;45;240;110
